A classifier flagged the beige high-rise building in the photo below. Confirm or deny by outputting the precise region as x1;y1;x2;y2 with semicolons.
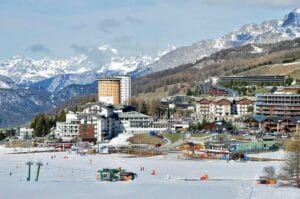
116;75;131;105
98;77;121;105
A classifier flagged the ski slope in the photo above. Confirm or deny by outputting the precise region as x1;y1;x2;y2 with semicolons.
0;146;299;199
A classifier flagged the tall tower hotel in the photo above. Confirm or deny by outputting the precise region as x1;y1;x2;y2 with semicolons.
98;75;131;105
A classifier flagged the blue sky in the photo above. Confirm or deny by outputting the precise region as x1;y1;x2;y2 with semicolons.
0;0;299;59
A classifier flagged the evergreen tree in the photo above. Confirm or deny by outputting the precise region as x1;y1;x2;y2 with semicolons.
187;89;193;96
30;114;56;137
141;101;149;114
57;109;66;122
0;132;6;141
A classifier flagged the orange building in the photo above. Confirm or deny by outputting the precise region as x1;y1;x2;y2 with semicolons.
98;77;121;105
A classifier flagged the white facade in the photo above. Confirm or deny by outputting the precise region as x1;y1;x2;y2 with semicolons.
80;114;108;141
118;111;169;134
66;112;79;123
55;112;80;141
81;104;118;141
236;104;250;115
117;75;131;105
55;122;79;141
215;104;231;116
82;103;111;117
196;97;254;121
54;103;172;142
19;127;34;139
99;96;114;105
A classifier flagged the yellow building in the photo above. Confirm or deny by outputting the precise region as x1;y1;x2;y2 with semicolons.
98;77;121;105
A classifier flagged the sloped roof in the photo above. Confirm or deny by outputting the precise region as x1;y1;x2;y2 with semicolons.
236;98;254;105
197;98;211;104
253;115;267;122
214;98;231;105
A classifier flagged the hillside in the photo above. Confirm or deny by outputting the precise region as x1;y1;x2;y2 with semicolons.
132;38;300;100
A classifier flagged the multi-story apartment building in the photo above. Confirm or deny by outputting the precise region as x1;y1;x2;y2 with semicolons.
54;103;119;142
55;112;80;141
196;98;210;117
220;75;287;85
199;82;238;97
196;97;254;121
53;102;171;142
98;75;132;105
117;75;131;105
255;94;300;117
98;77;121;105
214;99;231;117
236;98;254;116
244;94;300;134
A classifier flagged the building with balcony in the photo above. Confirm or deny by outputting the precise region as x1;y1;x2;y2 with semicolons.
98;77;121;105
255;94;300;117
196;97;254;121
220;75;287;85
244;93;300;134
98;75;132;105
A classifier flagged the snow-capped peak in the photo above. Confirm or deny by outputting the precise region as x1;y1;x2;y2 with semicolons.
282;8;300;27
294;8;300;14
0;44;157;85
0;55;89;84
97;54;153;74
250;44;264;54
158;44;176;57
146;8;300;73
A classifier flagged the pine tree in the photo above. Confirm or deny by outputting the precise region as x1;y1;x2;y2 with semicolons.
30;113;55;137
57;109;66;122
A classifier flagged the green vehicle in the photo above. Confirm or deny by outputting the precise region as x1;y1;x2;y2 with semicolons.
97;168;137;182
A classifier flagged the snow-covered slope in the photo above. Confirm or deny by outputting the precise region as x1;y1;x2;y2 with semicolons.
0;45;153;86
145;8;300;74
0;55;89;85
1;9;300;83
0;75;16;89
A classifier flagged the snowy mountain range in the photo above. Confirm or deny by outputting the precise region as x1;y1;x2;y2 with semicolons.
0;45;154;86
144;8;300;74
2;9;300;88
1;8;300;128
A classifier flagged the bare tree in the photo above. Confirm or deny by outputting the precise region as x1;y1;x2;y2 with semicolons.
281;139;300;188
263;166;276;179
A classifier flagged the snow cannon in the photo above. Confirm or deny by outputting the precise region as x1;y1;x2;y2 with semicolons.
200;174;208;181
